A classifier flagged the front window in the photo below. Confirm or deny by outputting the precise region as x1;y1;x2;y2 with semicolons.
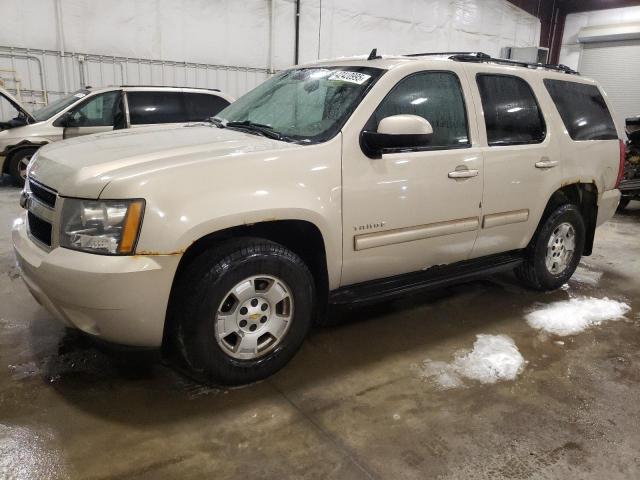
31;89;90;122
215;66;384;144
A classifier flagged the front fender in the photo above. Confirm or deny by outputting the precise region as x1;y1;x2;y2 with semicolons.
99;137;344;288
1;138;50;157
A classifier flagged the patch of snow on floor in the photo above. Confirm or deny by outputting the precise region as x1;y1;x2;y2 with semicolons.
420;335;525;389
570;266;603;286
526;297;630;336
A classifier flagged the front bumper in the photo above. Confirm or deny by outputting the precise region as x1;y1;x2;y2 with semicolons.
596;189;621;227
12;216;181;347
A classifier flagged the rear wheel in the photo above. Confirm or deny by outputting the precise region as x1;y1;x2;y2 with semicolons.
170;238;315;386
516;203;585;291
8;147;38;187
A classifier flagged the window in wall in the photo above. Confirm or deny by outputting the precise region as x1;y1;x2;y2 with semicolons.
476;74;545;146
67;90;121;127
127;91;187;125
543;79;617;141
184;93;230;121
368;71;470;149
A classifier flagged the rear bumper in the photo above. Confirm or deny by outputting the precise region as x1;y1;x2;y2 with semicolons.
596;189;621;227
12;216;181;347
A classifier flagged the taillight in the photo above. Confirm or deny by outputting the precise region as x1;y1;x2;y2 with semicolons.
616;139;626;189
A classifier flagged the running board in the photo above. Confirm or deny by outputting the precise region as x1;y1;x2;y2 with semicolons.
329;251;524;306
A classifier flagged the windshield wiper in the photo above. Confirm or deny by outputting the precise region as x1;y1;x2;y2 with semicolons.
207;117;225;128
225;120;286;141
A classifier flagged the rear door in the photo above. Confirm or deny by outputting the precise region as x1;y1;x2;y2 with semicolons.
58;90;123;138
466;68;560;258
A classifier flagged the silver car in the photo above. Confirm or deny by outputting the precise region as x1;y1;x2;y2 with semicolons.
0;85;233;185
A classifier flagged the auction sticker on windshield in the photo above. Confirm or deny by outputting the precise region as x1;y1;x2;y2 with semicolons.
328;71;372;85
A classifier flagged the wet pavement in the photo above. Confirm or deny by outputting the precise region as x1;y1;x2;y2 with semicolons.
1;174;639;479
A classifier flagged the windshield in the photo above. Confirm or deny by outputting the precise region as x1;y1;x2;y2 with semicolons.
32;89;90;122
215;66;383;143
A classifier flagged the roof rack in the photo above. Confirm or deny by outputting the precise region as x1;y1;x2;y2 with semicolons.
404;51;579;75
119;85;221;91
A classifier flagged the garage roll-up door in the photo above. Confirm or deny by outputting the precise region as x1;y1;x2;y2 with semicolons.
579;40;640;126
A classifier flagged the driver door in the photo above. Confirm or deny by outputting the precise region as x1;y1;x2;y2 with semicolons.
341;68;484;286
61;90;123;138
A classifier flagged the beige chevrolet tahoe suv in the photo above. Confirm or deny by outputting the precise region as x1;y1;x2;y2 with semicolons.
0;85;233;185
13;52;624;386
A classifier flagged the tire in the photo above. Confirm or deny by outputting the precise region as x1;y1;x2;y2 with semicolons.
516;203;585;291
170;237;315;386
617;197;630;212
8;147;38;187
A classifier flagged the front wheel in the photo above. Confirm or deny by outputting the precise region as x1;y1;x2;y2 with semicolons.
516;203;585;291
170;238;315;386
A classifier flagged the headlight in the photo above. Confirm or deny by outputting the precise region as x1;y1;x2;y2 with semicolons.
60;198;145;255
25;149;38;179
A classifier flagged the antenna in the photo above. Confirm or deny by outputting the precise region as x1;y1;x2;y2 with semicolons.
367;48;381;61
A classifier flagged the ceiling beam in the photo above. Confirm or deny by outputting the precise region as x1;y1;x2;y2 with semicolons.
559;0;640;14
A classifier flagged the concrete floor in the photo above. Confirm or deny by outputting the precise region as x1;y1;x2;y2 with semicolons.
1;175;640;480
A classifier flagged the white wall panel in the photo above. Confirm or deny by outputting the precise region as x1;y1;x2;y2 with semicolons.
0;0;539;106
299;0;539;63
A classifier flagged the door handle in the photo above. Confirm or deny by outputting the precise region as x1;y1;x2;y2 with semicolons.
448;169;479;179
535;158;558;169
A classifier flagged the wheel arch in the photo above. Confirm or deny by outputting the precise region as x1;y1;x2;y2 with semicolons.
162;219;330;353
2;140;48;173
539;182;598;256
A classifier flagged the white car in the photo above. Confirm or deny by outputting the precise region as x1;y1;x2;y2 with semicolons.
0;85;233;185
13;52;623;385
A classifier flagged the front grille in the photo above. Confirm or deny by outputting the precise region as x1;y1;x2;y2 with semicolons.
29;179;57;208
28;211;52;246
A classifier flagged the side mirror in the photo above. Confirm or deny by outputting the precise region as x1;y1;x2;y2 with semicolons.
360;114;433;158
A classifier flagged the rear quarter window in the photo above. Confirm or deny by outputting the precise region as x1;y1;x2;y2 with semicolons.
184;93;230;121
543;79;617;141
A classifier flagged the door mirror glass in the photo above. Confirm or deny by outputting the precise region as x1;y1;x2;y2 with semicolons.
361;114;433;158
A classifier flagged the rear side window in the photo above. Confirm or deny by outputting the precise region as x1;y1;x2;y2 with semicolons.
543;79;617;141
184;93;230;121
369;71;470;149
476;74;545;146
127;91;187;125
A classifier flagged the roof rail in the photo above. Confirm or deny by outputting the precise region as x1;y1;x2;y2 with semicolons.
405;51;490;59
119;85;222;91
404;51;579;75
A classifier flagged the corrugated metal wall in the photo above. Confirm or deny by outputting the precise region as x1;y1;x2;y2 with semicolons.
0;46;271;115
0;0;540;120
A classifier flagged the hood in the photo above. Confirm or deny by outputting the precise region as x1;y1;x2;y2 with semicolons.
0;87;35;128
28;124;299;198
